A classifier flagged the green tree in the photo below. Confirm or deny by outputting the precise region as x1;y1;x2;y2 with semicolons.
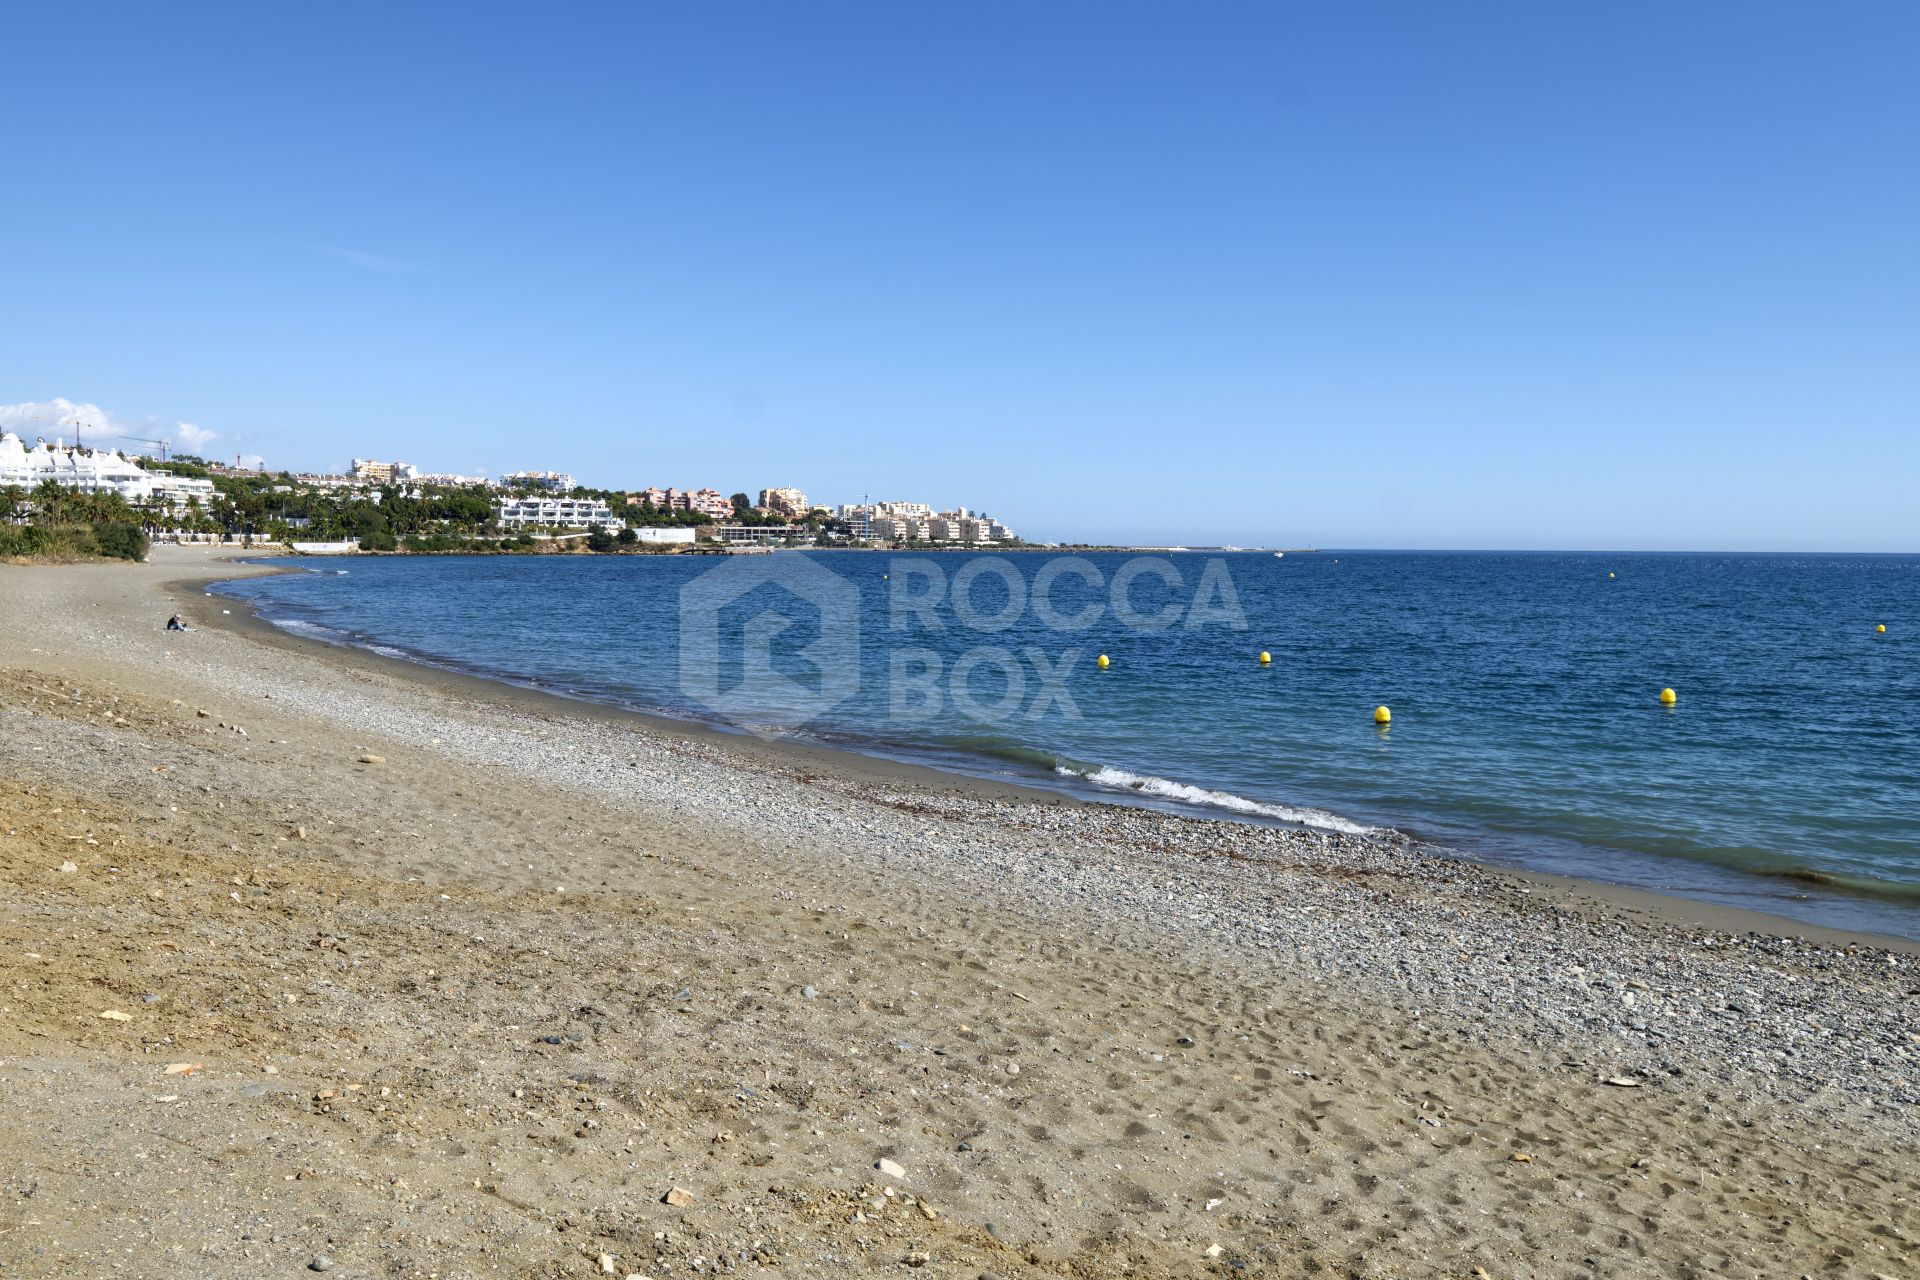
32;480;78;524
93;523;149;561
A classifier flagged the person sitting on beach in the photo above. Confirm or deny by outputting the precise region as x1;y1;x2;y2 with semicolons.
165;615;189;632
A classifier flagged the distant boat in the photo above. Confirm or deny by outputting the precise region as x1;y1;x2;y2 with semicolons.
1273;551;1284;558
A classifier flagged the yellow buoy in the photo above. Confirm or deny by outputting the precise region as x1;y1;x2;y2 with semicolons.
1096;654;1110;669
1877;624;1887;633
1258;651;1271;665
1659;687;1677;705
1373;704;1391;724
1608;571;1615;579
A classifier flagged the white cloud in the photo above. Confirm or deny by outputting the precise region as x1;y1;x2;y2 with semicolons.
0;397;112;440
0;396;219;457
174;421;218;450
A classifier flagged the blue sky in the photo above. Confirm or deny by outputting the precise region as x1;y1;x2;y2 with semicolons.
2;2;1916;549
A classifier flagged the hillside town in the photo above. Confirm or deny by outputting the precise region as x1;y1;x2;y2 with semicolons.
0;430;1018;554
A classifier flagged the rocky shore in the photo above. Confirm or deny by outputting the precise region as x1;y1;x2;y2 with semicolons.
1;548;1913;1279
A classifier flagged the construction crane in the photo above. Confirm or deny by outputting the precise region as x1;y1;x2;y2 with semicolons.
1;413;174;460
7;410;98;449
110;435;173;461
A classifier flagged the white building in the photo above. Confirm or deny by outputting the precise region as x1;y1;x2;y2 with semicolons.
493;495;623;530
350;458;418;484
928;512;1015;543
872;515;928;542
710;524;809;547
834;499;1014;544
503;470;576;492
0;432;216;511
2;432;151;498
834;505;874;540
925;514;963;542
290;473;363;492
148;473;219;509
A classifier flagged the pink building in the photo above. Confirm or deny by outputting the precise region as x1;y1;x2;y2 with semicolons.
634;485;736;519
689;487;734;518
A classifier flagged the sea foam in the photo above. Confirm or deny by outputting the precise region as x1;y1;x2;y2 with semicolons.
1059;763;1374;834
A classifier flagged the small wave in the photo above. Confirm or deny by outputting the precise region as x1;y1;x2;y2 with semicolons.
268;617;409;664
1058;763;1375;834
270;617;354;644
928;734;1068;774
1756;865;1920;903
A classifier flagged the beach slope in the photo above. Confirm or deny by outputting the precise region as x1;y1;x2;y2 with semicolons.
0;549;1913;1278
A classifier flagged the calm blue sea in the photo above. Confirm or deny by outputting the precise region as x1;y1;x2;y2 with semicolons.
214;551;1920;938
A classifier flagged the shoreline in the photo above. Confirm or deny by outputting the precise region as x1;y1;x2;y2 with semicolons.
199;551;1919;952
5;546;1915;1277
195;553;1094;811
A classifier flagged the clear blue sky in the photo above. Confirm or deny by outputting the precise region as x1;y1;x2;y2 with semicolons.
2;2;1916;549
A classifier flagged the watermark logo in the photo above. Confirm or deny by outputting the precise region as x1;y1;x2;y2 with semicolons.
679;553;1246;734
678;554;861;731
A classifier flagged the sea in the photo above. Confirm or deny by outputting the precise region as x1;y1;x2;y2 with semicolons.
213;550;1920;939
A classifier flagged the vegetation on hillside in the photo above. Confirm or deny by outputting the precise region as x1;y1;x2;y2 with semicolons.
4;462;974;558
0;481;151;561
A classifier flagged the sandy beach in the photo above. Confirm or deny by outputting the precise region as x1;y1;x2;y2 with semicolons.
2;547;1914;1279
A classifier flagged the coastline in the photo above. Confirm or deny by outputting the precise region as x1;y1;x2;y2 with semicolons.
3;546;1915;1277
199;554;1097;811
203;552;1918;952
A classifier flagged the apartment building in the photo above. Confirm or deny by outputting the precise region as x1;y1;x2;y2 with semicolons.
837;500;1014;544
637;486;734;519
0;432;216;510
350;458;418;484
493;496;623;530
758;486;809;517
710;524;809;546
503;470;576;491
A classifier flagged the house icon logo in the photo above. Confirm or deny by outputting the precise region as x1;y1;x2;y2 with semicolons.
678;555;861;733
